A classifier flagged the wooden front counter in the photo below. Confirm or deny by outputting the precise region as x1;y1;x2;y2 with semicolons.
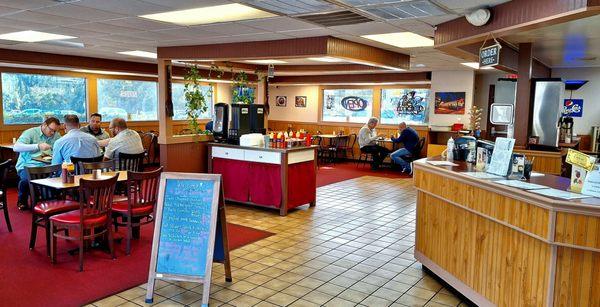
413;158;600;307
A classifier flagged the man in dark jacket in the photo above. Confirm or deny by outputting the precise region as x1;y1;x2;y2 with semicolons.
390;122;419;173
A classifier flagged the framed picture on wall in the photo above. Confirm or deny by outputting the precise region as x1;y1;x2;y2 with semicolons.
295;96;307;108
276;96;287;107
434;92;466;114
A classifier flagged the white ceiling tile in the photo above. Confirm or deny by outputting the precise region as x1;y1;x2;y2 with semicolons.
0;18;55;30
0;0;58;10
3;10;88;27
196;23;267;36
0;5;21;16
67;22;141;35
153;27;223;39
103;17;178;31
230;32;293;42
33;3;127;21
330;22;402;35
418;14;459;26
122;30;185;41
435;0;510;10
74;0;170;16
240;17;318;32
48;26;107;38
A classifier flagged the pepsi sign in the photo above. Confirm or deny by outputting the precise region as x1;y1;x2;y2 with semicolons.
563;99;583;117
341;96;368;111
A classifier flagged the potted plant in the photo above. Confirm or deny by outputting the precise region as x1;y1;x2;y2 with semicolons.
183;65;224;135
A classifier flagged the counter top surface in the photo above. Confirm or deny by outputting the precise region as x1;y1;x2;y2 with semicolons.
415;156;600;210
209;142;318;153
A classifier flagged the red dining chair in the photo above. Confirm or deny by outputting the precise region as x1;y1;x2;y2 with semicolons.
0;159;13;232
111;167;162;255
50;174;119;271
27;164;79;256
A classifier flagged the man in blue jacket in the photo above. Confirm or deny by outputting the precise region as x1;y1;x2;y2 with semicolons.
390;122;419;173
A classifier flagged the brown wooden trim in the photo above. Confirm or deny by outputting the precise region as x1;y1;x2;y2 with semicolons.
270;72;430;84
275;64;387;72
515;43;533;147
159;36;410;71
280;152;288;216
0;48;157;75
435;0;599;47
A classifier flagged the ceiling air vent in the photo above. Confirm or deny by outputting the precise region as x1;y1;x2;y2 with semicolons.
297;10;374;27
358;0;447;20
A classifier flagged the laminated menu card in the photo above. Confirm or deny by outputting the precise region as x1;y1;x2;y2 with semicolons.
493;179;547;190
582;170;600;197
486;137;515;177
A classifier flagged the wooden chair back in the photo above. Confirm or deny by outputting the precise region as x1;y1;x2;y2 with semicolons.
71;155;104;175
78;175;118;221
118;152;145;172
0;159;10;191
125;167;163;213
81;160;115;174
26;164;62;203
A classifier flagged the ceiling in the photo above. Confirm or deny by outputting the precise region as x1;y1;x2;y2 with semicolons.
504;14;600;68
0;0;511;73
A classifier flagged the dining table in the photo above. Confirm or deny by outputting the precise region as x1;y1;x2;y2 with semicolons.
30;171;127;190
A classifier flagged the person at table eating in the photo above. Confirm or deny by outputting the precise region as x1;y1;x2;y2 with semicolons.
80;112;110;141
390;122;419;174
358;117;390;170
13;116;61;210
103;117;144;168
52;115;101;165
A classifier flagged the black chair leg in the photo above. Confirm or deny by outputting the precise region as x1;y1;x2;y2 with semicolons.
29;214;38;250
2;202;11;232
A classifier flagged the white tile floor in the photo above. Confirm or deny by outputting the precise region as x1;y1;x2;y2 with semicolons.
91;176;467;307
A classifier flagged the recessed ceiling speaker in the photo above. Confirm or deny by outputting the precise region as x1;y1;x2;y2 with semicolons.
466;8;491;27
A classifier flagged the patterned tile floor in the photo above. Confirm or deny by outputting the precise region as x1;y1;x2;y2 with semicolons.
91;176;468;307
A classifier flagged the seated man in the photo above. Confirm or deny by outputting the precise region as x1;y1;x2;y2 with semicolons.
13;117;62;210
103;117;144;169
390;122;420;173
80;112;110;141
358;117;390;170
52;114;101;165
205;120;213;132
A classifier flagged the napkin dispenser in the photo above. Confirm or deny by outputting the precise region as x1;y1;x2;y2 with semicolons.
239;133;265;147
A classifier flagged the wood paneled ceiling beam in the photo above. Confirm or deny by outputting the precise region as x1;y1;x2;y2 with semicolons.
0;48;158;75
434;0;600;72
158;36;410;71
270;72;430;84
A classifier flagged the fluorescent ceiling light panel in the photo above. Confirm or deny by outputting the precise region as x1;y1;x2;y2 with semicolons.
361;32;434;48
118;50;157;59
307;57;346;63
244;59;287;64
461;62;493;70
140;3;276;26
0;30;76;43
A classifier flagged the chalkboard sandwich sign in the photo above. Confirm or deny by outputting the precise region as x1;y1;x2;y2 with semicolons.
145;172;231;306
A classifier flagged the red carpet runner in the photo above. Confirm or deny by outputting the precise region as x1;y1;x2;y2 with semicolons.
0;162;407;306
0;188;273;307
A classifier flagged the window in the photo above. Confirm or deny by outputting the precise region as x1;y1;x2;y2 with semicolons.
381;88;430;125
171;83;213;120
1;72;87;124
97;79;157;121
322;89;373;123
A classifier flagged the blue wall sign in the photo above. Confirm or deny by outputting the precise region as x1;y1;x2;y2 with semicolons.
563;99;583;117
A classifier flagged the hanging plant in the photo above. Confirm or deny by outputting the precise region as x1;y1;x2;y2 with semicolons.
184;65;210;134
232;71;254;104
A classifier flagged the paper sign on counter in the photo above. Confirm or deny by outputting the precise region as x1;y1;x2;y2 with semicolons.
462;172;503;180
530;188;592;200
493;179;547;190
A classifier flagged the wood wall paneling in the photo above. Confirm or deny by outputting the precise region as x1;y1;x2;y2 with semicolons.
159;141;208;172
515;43;534;147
